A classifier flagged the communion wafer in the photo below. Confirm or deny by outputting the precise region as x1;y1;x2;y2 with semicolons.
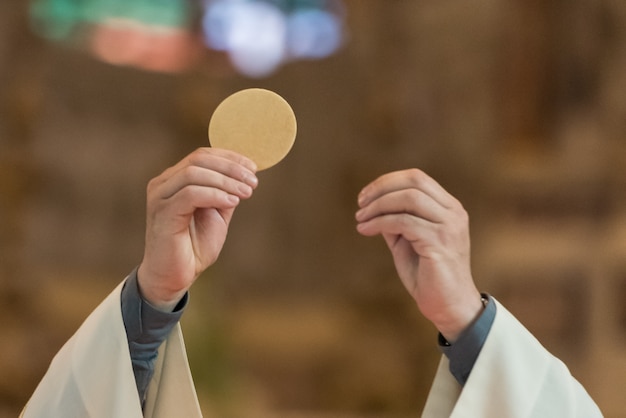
208;88;297;170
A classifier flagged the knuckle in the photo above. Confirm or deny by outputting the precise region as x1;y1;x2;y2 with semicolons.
407;188;425;208
188;147;210;165
145;177;162;203
456;205;470;224
181;165;202;184
146;177;157;193
406;168;428;187
187;151;201;166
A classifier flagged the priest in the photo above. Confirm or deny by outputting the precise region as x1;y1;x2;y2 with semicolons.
22;148;602;417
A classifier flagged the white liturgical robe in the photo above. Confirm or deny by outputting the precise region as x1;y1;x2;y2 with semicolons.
23;283;602;417
22;281;203;418
422;299;603;417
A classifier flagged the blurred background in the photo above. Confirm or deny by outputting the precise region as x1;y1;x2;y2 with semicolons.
1;0;626;416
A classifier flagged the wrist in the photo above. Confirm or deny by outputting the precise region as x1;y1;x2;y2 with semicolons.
137;263;187;312
434;292;485;343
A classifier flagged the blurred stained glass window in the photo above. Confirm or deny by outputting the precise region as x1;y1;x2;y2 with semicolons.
30;0;346;77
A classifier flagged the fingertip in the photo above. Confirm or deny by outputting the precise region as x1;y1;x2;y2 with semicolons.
355;208;366;222
244;172;259;189
238;155;257;173
357;189;368;207
226;194;240;205
356;222;371;235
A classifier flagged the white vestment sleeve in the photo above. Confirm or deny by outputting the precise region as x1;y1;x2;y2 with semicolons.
143;324;203;418
22;279;203;418
421;298;603;418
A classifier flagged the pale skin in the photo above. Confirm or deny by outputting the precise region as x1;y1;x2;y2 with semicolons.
137;147;258;312
138;149;482;342
355;168;483;342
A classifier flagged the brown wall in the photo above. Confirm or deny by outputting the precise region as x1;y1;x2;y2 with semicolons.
1;0;625;416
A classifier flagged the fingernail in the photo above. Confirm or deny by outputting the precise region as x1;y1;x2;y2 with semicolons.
238;183;253;196
245;173;259;187
227;194;240;204
357;190;367;206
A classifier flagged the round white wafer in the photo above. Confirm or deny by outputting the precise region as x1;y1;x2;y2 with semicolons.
208;88;297;171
